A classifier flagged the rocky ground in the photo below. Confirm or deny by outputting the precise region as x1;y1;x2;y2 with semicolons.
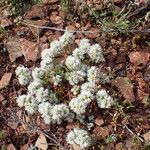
0;0;150;149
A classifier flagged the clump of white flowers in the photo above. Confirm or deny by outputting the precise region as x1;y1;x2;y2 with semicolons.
38;103;74;124
17;94;38;114
16;31;75;125
96;89;114;108
69;90;94;114
16;31;114;148
65;55;81;71
88;44;105;63
66;128;92;149
16;66;32;85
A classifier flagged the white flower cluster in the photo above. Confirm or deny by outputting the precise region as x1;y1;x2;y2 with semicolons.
69;90;94;114
38;103;74;124
17;94;38;114
16;31;75;124
53;75;62;86
65;38;112;115
69;66;111;115
16;32;115;148
88;44;105;63
41;31;74;70
16;66;32;85
96;89;114;108
66;128;92;149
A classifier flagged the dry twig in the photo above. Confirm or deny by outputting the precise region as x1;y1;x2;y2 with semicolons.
23;21;150;34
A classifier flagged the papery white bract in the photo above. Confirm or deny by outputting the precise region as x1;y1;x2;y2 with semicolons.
32;67;48;83
96;89;114;108
87;66;100;83
65;55;81;71
66;128;92;148
60;31;74;46
88;44;105;63
53;75;62;86
35;87;50;103
16;66;32;85
66;70;86;85
28;81;42;95
17;94;38;114
71;85;80;95
69;97;87;114
51;104;74;124
16;94;27;107
81;82;97;94
69;91;94;115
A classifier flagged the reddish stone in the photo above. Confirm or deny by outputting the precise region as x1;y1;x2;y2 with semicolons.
25;5;46;19
93;126;109;138
1;18;13;28
20;39;39;61
0;73;12;90
0;94;5;102
6;37;23;62
7;144;16;150
20;144;29;150
137;89;149;102
7;121;18;130
129;51;150;65
111;77;135;102
95;118;104;126
143;131;150;141
84;28;100;39
50;12;63;24
65;24;76;31
27;20;49;36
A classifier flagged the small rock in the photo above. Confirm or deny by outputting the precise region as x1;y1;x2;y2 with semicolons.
0;94;5;102
115;142;125;150
1;18;13;28
7;121;18;130
129;51;150;65
65;24;76;31
7;144;16;150
143;131;150;141
50;12;63;24
75;23;81;28
0;73;12;90
93;126;109;138
6;37;23;62
35;134;48;150
26;20;50;36
20;144;29;150
42;0;58;4
72;144;82;150
2;100;7;106
137;78;146;90
25;5;46;19
95;118;104;126
20;39;39;61
84;28;100;39
112;77;135;102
